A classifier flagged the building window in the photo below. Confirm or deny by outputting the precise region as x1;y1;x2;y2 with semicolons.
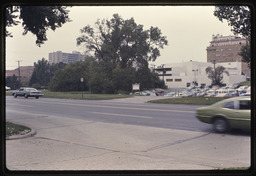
166;79;173;82
175;79;182;82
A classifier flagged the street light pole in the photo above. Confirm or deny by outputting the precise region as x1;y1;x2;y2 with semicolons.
80;77;84;99
192;69;198;86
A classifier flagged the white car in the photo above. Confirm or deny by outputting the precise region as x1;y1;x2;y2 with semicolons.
6;86;11;91
237;86;248;93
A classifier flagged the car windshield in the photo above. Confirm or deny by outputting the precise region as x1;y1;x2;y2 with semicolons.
26;88;38;92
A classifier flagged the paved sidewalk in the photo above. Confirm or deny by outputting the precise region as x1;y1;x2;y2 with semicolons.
6;116;250;170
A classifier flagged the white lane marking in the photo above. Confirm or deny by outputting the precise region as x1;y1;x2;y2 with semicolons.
90;112;153;119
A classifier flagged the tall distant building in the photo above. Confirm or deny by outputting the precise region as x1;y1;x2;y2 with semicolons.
49;51;86;64
206;34;250;75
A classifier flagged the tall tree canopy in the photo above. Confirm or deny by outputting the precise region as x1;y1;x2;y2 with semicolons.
76;13;168;69
6;6;71;46
214;6;251;37
29;58;66;88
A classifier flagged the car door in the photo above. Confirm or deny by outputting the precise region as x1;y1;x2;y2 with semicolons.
17;88;24;96
228;99;251;130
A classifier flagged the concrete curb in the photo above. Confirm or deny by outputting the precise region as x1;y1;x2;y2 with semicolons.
6;128;37;140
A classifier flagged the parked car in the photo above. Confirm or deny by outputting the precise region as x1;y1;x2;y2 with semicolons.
240;86;251;96
12;87;44;99
141;90;154;96
165;92;176;97
196;96;251;133
5;86;11;91
236;86;248;94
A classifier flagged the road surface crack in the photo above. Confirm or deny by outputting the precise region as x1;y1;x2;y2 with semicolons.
142;133;211;152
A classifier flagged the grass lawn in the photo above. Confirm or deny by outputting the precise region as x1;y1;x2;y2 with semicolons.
42;91;132;100
6;122;31;137
148;97;228;105
6;90;133;100
239;81;250;86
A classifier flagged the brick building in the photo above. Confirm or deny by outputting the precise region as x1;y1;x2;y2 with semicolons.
206;34;250;75
6;66;34;78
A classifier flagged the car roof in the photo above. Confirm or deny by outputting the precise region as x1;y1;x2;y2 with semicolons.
221;96;251;103
213;96;250;106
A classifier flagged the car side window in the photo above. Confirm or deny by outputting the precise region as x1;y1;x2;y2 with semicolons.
19;88;24;91
239;100;250;110
223;101;235;109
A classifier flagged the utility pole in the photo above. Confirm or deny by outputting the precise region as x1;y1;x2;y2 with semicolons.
16;60;22;83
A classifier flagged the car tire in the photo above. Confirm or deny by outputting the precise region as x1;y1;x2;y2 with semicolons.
213;118;229;133
36;96;39;99
24;94;28;98
14;94;17;98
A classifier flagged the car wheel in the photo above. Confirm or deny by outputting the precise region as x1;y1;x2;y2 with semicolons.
213;118;229;133
36;96;39;99
14;94;17;98
24;94;28;98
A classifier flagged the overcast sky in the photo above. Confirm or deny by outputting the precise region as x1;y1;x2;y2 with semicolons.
6;6;234;70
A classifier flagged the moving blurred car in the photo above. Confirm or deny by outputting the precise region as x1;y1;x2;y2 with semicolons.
12;87;44;99
196;96;250;133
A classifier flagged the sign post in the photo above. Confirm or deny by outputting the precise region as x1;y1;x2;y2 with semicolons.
80;78;84;99
132;83;140;94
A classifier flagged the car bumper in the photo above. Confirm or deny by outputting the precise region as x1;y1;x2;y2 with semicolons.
196;115;212;124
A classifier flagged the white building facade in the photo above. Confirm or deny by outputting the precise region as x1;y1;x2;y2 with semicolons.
49;51;86;64
154;60;246;88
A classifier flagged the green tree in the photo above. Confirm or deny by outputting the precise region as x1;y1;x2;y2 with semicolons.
6;6;71;46
49;61;88;92
239;41;251;69
112;64;136;93
49;62;67;79
6;74;20;90
135;65;165;90
75;13;168;93
214;6;251;37
48;57;166;93
214;6;251;68
29;58;51;88
205;66;229;86
76;13;168;69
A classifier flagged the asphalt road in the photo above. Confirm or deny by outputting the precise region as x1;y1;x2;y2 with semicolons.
5;96;251;171
6;96;209;132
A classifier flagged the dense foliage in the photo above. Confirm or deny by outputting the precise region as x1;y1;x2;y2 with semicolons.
6;74;20;90
49;58;165;93
6;6;71;46
29;58;66;89
76;14;168;70
47;13;168;93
